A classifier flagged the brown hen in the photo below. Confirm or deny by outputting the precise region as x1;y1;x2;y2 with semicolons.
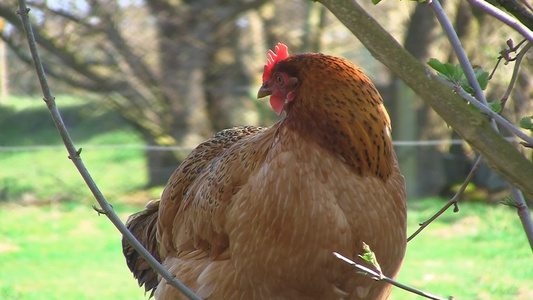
123;43;407;300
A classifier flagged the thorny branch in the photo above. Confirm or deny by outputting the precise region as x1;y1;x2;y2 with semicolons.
16;1;202;299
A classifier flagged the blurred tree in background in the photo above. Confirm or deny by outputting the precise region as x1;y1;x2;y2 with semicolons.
1;0;272;186
1;0;531;199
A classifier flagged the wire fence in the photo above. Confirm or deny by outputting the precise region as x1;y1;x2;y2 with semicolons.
0;137;521;152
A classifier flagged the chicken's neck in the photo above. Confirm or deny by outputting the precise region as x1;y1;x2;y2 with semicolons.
282;98;394;181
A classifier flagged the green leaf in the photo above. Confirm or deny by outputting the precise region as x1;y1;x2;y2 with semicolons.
428;59;490;96
453;64;465;82
371;0;382;4
474;68;490;90
488;101;502;114
458;66;490;96
428;58;448;76
461;83;474;95
444;63;456;78
500;195;518;208
358;242;382;274
520;116;533;131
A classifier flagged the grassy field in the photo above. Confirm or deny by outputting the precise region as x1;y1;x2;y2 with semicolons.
1;199;532;299
0;95;149;203
1;96;532;299
0;202;146;300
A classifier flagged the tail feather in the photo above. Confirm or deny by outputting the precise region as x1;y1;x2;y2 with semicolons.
122;200;160;297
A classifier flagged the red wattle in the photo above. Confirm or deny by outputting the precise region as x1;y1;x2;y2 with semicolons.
270;95;285;115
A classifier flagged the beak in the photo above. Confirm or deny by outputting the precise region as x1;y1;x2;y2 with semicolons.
257;83;272;99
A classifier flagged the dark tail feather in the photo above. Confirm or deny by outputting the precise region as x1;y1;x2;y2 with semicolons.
122;200;160;298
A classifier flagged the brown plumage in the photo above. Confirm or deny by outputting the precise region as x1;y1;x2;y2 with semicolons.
123;43;407;300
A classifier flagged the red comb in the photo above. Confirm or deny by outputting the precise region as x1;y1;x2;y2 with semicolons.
262;43;289;82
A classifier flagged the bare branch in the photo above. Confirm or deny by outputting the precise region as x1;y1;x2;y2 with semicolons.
510;187;533;251
495;0;533;30
16;1;201;299
1;3;118;87
0;32;108;91
488;39;527;80
437;77;533;146
407;14;533;243
1;2;172;141
91;0;160;90
333;252;452;300
408;156;482;242
428;0;489;106
501;41;533;108
31;2;94;28
467;0;533;43
428;0;533;251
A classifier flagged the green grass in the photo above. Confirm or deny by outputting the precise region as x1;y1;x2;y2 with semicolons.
391;200;533;299
0;200;531;300
0;95;154;299
0;203;146;300
0;95;148;203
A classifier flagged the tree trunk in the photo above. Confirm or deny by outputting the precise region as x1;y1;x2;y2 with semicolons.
391;3;444;198
205;26;258;131
143;133;181;187
142;1;223;186
141;0;268;186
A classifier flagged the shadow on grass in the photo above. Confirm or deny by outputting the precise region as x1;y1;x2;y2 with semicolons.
0;102;134;146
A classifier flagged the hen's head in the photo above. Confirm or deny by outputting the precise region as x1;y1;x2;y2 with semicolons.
258;43;387;117
258;43;394;180
257;43;297;115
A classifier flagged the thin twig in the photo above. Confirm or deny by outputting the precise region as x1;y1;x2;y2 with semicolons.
467;0;533;43
447;79;533;146
408;156;482;242
428;23;532;145
494;0;533;29
500;41;533;108
489;38;526;80
521;0;533;14
333;252;452;300
16;1;202;299
510;187;533;251
429;0;488;105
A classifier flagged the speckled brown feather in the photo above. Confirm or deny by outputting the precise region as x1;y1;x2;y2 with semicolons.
123;199;161;297
157;125;269;260
123;53;406;300
276;53;393;180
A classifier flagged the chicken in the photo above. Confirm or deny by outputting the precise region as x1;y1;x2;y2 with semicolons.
123;43;407;300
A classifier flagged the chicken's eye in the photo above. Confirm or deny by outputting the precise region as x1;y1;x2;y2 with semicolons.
276;74;283;84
